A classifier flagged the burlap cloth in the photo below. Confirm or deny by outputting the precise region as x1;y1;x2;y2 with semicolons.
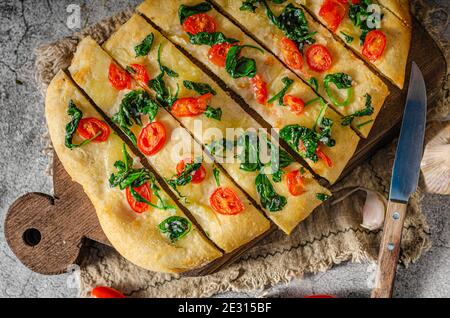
35;0;448;297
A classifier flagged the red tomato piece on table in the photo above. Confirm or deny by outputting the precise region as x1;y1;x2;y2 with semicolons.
306;44;333;73
76;118;110;143
210;187;245;215
126;183;152;213
91;286;125;298
250;74;268;105
208;43;236;67
281;37;304;71
108;63;131;90
137;122;167;156
286;170;305;196
182;13;216;35
129;64;150;85
283;95;305;116
362;30;387;61
176;158;207;184
319;0;348;32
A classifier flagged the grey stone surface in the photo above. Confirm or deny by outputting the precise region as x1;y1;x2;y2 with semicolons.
0;0;448;298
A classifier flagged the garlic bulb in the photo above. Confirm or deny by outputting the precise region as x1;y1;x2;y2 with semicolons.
332;187;387;231
421;123;450;195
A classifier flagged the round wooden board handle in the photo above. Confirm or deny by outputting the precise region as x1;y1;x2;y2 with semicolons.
4;156;109;275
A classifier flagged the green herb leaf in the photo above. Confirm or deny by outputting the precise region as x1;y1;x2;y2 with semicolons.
135;33;154;57
64;100;102;149
309;77;319;91
157;44;178;78
340;31;354;43
225;45;263;79
349;0;382;44
324;73;354;107
272;170;284;182
166;161;202;196
179;2;212;24
159;216;192;243
256;173;287;212
183;80;217;96
188;32;238;46
204;106;222;121
148;73;179;110
316;193;330;202
341;93;374;126
213;167;221;187
268;77;294;105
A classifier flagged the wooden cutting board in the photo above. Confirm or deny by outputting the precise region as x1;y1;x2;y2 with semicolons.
4;18;446;276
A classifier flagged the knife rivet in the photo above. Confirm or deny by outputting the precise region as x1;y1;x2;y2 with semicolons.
393;212;400;220
387;243;395;251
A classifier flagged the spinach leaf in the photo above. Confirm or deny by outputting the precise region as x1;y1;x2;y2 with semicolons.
324;73;354;107
309;77;319;91
255;173;287;212
206;138;235;157
316;117;336;147
158;216;192;243
135;33;154;57
316;193;330;202
178;2;212;24
272;170;284;182
268;77;294;105
341;94;374;126
166;161;202;196
340;31;354;44
237;133;262;172
225;45;263;79
188;32;238;46
280;125;320;162
349;0;382;44
213;167;221;187
64;100;101;149
148;73;179;110
183;80;217;95
204;106;222;121
157;44;178;78
112;90;159;145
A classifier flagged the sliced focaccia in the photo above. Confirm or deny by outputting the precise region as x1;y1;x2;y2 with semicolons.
99;16;330;234
68;37;271;253
45;71;222;273
213;0;389;138
136;1;361;183
301;0;411;89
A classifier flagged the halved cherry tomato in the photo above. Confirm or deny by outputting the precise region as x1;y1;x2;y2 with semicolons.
319;0;347;32
126;183;152;213
171;93;212;117
176;158;207;184
108;63;131;90
182;13;216;35
283;95;305;115
362;30;387;62
286;170;305;196
281;37;304;71
91;286;125;298
129;64;150;85
210;187;245;215
306;44;333;73
317;146;333;167
208;43;236;67
137;122;167;156
76;118;110;142
250;74;268;105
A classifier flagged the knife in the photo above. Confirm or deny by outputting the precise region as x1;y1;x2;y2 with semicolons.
371;62;427;298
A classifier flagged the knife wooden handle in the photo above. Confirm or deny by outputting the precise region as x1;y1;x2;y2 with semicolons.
371;200;408;298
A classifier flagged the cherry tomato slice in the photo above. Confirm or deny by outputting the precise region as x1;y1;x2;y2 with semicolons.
171;93;212;117
176;158;207;184
362;30;387;62
281;37;304;71
137;122;167;156
286;170;305;196
210;187;245;215
250;74;268;105
108;63;131;90
306;44;333;73
76;118;110;143
317;146;333;167
283;95;305;115
129;64;150;85
126;183;152;213
182;13;216;35
319;0;348;32
208;43;236;67
91;286;125;298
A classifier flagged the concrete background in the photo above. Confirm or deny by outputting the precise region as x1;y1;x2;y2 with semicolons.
0;0;448;298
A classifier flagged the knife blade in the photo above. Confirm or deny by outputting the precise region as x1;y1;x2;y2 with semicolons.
390;62;428;203
372;62;427;298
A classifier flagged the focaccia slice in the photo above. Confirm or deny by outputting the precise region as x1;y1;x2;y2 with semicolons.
301;0;411;89
68;37;271;253
103;15;331;234
377;0;412;27
213;0;389;138
45;71;221;273
136;1;361;183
